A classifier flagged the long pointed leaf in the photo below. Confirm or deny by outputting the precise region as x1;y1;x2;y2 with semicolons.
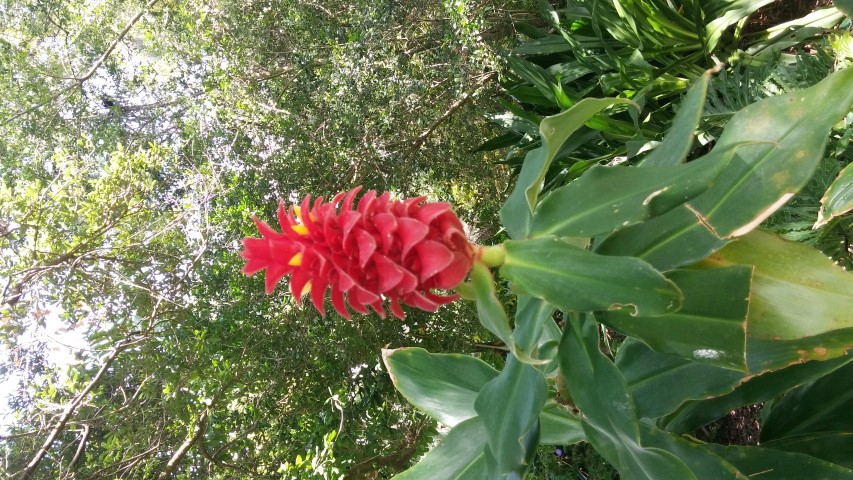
392;417;488;479
474;357;547;477
502;237;682;316
500;98;636;239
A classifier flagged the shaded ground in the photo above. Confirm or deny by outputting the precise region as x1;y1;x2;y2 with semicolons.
743;0;835;34
694;404;764;446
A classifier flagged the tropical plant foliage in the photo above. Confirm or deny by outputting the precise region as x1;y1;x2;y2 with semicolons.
387;61;853;479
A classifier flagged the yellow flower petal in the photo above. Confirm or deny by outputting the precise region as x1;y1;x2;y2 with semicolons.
291;224;309;236
288;252;303;266
299;280;312;297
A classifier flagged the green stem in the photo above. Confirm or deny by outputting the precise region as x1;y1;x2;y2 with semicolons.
477;244;506;267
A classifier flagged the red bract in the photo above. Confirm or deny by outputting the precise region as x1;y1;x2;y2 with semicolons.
241;187;474;320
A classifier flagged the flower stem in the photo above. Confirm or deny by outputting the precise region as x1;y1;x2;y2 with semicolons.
477;244;506;268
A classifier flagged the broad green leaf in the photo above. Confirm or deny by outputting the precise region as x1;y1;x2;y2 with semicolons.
761;361;853;442
392;417;487;480
815;162;853;228
382;348;498;427
539;400;584;445
640;67;714;167
603;266;749;370
471;260;513;347
703;443;853;479
698;229;853;372
762;432;853;469
530;160;724;238
838;0;853;17
705;0;775;52
474;357;547;477
661;356;852;434
558;314;697;479
559;314;637;464
502;237;681;316
617;339;743;420
597;67;853;269
595;205;728;271
500;98;636;239
637;423;745;479
511;295;556;365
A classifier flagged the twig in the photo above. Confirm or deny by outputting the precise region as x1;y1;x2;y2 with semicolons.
1;0;161;127
62;425;90;479
157;410;209;479
13;340;137;479
409;71;497;150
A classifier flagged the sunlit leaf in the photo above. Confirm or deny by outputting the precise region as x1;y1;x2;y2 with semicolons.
603;266;751;371
698;229;853;372
382;348;498;427
392;417;488;479
597;67;853;269
815;162;853;228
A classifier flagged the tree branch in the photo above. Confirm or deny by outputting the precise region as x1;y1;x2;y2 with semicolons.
157;410;209;480
409;71;497;150
61;425;90;479
1;0;161;127
78;0;161;82
13;340;136;479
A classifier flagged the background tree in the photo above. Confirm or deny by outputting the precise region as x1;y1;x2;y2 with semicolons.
1;0;526;477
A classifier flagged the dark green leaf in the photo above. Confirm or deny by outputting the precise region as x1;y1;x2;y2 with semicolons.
661;356;852;434
637;423;745;479
761;361;853;441
558;315;698;479
703;443;853;479
474;357;547;477
617;339;743;420
539;401;585;445
472;132;524;153
502;237;682;316
762;432;853;469
603;266;751;371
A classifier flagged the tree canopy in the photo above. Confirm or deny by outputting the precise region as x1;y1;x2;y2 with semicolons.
1;0;521;477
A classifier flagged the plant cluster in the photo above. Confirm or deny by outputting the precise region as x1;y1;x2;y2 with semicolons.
253;64;853;478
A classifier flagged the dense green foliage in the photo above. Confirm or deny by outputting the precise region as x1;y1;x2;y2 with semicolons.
1;0;519;477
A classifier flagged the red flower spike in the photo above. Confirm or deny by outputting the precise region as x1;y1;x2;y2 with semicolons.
241;188;475;320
